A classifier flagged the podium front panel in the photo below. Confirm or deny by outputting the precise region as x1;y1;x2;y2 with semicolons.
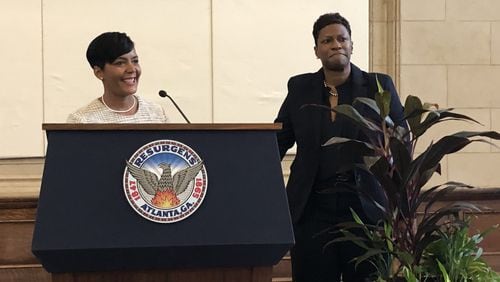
32;128;294;272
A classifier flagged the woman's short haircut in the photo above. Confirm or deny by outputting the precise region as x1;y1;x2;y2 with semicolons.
86;32;135;69
312;13;351;46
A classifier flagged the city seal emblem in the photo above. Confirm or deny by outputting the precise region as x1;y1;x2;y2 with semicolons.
123;140;207;223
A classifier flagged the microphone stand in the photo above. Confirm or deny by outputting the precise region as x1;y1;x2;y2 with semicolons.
158;90;191;123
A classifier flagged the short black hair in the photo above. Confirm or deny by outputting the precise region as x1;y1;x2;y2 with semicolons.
312;13;351;46
86;32;135;69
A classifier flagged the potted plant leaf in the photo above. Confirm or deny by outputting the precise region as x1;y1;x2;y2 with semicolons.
316;79;500;281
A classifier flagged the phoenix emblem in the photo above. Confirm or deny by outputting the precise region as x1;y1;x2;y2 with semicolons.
126;160;204;208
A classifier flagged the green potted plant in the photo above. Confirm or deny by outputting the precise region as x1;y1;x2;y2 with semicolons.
422;218;500;281
316;79;500;281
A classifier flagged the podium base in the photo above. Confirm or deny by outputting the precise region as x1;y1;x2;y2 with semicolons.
52;266;272;282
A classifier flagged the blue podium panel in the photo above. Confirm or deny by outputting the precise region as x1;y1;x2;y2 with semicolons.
32;124;294;273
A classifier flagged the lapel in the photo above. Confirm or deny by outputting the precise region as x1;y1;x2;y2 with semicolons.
350;64;380;141
350;63;370;102
307;69;326;148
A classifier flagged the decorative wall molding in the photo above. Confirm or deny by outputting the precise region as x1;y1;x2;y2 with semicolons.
369;0;400;90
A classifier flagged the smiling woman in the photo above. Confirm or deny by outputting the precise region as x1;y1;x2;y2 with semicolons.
67;32;170;123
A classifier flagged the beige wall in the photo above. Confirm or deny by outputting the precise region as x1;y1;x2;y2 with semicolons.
0;0;369;158
0;1;43;158
377;0;500;188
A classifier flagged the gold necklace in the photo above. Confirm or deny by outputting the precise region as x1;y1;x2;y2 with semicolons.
323;81;338;97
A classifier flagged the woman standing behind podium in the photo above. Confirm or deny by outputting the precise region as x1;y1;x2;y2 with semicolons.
67;32;169;123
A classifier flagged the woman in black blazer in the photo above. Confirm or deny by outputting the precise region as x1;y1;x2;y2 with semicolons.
275;13;406;282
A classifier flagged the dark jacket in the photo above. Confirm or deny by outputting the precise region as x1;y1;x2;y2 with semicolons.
274;64;405;224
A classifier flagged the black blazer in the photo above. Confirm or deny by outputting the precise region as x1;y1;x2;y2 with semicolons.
275;64;405;224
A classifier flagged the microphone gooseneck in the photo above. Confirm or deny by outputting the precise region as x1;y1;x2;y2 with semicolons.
158;90;191;123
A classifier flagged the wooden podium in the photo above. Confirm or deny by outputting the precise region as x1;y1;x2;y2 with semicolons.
32;124;294;282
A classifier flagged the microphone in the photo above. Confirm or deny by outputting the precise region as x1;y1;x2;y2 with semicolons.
158;90;191;123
